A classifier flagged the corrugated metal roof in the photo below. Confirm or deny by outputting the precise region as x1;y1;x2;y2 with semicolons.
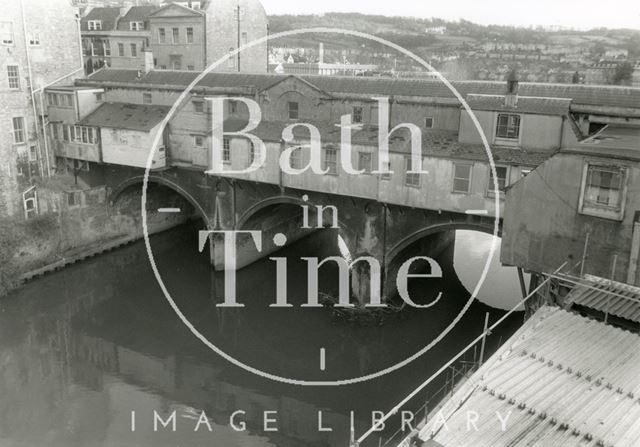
466;94;572;116
566;275;640;324
411;306;640;447
80;69;640;110
80;102;170;131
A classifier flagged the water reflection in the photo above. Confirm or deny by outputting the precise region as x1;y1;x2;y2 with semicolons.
0;225;523;446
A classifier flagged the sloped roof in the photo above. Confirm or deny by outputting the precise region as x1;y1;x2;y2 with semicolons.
221;119;550;165
411;306;640;447
566;275;640;324
79;69;640;110
81;7;121;31
80;102;170;131
147;2;204;17
116;6;158;31
466;94;572;116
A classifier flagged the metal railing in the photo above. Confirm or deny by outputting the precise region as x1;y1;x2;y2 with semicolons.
352;261;571;447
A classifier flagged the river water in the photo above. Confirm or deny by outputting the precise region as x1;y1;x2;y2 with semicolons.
0;224;523;447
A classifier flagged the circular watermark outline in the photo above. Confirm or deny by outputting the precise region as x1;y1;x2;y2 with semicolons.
142;27;501;386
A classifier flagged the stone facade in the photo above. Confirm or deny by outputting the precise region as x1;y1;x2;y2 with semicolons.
0;0;83;219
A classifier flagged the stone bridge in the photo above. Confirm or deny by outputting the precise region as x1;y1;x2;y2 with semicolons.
103;164;500;303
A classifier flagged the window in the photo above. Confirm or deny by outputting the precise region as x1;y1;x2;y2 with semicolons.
222;138;231;163
248;141;255;164
452;163;472;193
186;27;194;43
67;125;96;144
324;148;337;175
194;135;204;147
405;157;420;187
191;1;201;9
352;106;363;124
358;152;372;173
172;28;179;44
227;48;235;68
103;40;110;56
130;43;137;57
118;43;124;57
488;166;508;195
496;113;521;140
172;59;181;70
143;92;152;104
12;117;25;144
0;22;14;45
187;65;194;71
380;159;391;181
129;21;144;31
290;146;302;169
95;92;104;102
87;20;102;31
90;42;97;56
51;123;59;141
27;32;40;46
193;100;204;113
425;117;434;128
7;65;19;89
158;28;166;43
580;165;626;220
288;101;299;120
28;145;38;162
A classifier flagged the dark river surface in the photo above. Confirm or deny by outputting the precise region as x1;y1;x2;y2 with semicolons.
0;224;523;447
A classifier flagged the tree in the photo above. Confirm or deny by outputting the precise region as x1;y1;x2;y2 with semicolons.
612;61;634;85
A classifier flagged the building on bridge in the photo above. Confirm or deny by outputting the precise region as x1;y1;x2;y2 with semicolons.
37;69;640;297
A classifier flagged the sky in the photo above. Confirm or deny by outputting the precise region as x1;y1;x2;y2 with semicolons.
260;0;640;30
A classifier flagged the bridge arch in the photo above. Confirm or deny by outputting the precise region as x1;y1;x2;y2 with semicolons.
385;221;500;269
109;175;212;230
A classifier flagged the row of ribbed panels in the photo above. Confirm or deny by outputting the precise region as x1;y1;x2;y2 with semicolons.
405;306;640;447
566;275;640;324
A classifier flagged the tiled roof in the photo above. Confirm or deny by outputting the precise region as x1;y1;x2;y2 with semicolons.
411;306;640;447
116;6;158;31
566;275;640;324
80;102;170;131
79;69;640;110
466;94;572;116
81;7;121;31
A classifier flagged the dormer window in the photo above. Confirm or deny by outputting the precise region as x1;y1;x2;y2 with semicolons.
87;20;102;31
129;21;144;31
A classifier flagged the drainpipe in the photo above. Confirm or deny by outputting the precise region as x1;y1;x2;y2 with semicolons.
76;13;84;73
19;0;45;178
38;86;51;177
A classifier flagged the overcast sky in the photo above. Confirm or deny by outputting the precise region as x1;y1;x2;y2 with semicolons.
261;0;640;30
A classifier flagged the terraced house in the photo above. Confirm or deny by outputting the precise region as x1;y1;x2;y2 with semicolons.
80;0;269;75
0;0;82;219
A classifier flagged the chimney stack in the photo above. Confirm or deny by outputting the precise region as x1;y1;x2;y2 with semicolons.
505;68;519;107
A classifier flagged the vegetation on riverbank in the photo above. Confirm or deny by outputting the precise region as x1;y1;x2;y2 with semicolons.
0;215;58;297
